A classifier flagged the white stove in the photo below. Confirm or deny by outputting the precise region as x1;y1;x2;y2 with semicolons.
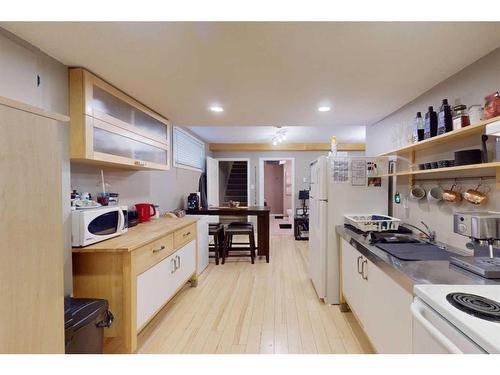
412;284;500;354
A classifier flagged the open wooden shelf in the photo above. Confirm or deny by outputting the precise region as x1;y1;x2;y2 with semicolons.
378;115;500;156
378;161;500;178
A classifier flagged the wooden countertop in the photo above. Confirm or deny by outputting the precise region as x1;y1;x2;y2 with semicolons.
72;216;198;253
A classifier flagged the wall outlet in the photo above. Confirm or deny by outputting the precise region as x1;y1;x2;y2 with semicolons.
303;177;307;183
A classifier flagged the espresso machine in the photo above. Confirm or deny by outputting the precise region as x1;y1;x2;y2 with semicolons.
451;211;500;278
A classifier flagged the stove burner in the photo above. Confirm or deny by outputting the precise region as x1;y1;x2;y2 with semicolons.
446;293;500;322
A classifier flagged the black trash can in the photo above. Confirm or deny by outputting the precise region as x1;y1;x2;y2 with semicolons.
64;297;114;354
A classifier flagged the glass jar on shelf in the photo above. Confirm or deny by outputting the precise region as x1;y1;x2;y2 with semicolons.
452;104;470;130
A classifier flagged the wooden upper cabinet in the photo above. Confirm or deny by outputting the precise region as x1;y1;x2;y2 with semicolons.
69;68;171;170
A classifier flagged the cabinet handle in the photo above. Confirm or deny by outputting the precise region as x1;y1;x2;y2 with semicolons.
357;256;363;274
152;245;166;253
176;255;181;269
361;259;368;280
183;231;191;237
171;258;175;274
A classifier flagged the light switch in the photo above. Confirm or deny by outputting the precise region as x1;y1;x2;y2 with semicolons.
303;177;307;183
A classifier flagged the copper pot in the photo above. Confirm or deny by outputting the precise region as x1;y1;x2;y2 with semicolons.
442;184;462;203
463;184;488;205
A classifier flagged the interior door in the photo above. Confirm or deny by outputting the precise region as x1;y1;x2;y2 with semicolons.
206;156;219;207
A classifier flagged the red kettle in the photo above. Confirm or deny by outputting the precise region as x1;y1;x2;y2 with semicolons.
135;203;156;223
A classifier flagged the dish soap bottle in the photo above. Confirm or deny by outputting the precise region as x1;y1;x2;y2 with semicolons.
424;106;438;139
437;99;453;135
413;112;424;142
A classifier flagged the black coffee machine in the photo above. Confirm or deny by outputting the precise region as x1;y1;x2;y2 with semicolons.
187;193;200;210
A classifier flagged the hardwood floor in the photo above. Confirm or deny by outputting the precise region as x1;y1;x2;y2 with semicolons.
137;233;374;354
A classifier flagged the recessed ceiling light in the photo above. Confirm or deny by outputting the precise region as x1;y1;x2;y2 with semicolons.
318;106;331;112
210;106;224;113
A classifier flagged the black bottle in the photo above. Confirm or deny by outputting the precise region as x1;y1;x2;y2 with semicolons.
437;99;453;135
424;106;438;139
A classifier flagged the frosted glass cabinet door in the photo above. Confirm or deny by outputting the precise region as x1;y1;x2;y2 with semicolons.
93;127;168;165
92;85;133;124
92;84;168;142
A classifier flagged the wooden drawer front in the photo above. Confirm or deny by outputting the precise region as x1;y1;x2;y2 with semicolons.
174;224;196;249
134;234;174;275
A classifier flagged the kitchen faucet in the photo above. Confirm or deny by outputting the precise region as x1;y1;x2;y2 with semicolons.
402;221;436;243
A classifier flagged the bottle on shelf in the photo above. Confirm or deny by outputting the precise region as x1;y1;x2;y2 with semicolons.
413;112;424;142
452;104;470;130
496;138;500;162
424;106;438;139
437;98;453;135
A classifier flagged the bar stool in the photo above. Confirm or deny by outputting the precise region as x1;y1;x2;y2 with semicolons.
208;223;224;265
222;223;256;264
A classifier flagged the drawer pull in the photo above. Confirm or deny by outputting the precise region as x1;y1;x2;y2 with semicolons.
152;245;166;253
357;256;363;274
183;231;191;237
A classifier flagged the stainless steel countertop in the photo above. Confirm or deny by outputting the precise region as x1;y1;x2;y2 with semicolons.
336;225;500;295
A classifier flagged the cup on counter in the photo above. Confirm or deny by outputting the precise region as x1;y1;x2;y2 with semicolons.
409;185;426;200
427;186;444;203
96;192;110;206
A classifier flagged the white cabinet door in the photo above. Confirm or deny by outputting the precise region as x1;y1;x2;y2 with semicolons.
172;240;197;288
136;253;176;330
363;258;413;353
340;239;367;326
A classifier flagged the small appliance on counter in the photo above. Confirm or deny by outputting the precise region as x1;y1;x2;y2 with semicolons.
127;207;139;228
135;203;157;223
72;206;128;247
187;192;200;210
451;211;500;279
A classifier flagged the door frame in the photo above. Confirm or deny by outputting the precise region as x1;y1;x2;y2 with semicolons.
216;158;251;206
258;157;295;217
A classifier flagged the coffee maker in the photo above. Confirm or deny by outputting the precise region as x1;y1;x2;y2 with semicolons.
187;192;200;210
451;211;500;278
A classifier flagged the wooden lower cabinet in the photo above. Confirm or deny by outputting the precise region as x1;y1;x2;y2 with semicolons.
73;224;198;353
340;239;413;353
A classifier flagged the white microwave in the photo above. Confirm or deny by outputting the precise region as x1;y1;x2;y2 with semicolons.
72;206;128;247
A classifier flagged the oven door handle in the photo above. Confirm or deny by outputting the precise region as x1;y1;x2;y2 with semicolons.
411;300;463;354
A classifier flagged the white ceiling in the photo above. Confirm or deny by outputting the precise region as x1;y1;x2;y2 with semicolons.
190;125;365;144
3;22;500;143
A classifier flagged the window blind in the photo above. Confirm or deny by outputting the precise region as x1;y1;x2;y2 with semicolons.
173;127;205;171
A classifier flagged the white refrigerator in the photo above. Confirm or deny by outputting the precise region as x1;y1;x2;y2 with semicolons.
309;155;388;304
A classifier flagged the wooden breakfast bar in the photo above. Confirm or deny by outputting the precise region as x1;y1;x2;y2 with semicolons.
186;206;271;262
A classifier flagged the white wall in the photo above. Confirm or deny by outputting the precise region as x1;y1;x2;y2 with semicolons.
212;150;365;210
366;46;500;250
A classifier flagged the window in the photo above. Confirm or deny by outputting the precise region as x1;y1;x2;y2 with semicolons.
173;127;205;172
